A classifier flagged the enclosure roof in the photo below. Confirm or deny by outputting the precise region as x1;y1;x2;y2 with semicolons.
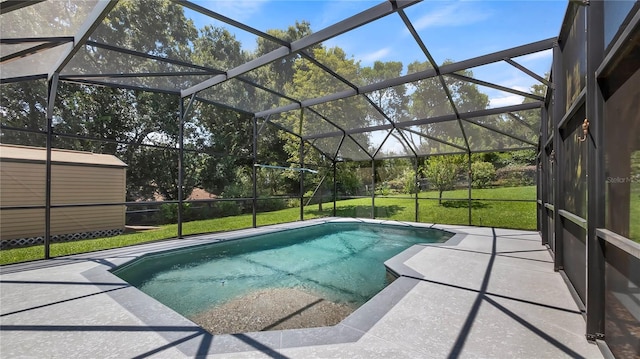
0;0;568;161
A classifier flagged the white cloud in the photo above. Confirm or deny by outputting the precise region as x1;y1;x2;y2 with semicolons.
511;85;529;93
413;2;492;30
357;48;391;64
489;94;524;108
516;49;553;63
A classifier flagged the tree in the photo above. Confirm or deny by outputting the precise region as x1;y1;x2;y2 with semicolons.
423;155;465;204
88;0;196;61
406;60;489;153
276;45;371;200
253;21;315;92
0;80;48;147
336;162;364;196
53;83;204;201
47;0;205;201
471;161;496;188
361;61;413;156
407;60;453;124
401;168;418;194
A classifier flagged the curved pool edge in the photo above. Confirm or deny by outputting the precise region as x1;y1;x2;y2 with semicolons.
78;218;468;356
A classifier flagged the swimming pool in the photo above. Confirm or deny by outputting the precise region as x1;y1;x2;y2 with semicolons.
113;222;452;332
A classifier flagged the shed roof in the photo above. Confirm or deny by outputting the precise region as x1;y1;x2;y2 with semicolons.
0;144;127;168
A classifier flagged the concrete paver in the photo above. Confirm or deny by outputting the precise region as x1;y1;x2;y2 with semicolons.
0;219;603;358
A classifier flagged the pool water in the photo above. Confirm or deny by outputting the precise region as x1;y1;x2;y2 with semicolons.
113;222;451;317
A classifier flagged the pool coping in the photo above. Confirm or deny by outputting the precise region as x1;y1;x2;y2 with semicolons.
81;217;467;356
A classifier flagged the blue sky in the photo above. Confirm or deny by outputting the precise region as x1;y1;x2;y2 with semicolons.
187;0;569;107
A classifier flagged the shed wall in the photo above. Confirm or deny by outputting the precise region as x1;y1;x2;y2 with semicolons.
1;207;125;239
0;158;126;245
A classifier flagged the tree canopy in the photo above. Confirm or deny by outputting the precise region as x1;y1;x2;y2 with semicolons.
0;1;542;203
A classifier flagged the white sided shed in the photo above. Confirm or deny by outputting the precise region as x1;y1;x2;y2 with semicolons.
0;144;127;248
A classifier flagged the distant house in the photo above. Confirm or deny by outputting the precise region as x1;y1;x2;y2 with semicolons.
0;144;127;248
150;187;217;202
187;187;217;201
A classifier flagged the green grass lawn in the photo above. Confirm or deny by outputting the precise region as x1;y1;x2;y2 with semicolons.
366;186;536;228
0;186;538;265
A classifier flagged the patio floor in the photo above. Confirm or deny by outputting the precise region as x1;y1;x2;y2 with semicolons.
0;219;604;358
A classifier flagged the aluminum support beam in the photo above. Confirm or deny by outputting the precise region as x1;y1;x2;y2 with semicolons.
289;1;418;53
1;42;67;64
0;36;74;44
177;98;184;239
585;0;605;341
371;160;375;219
85;40;223;73
360;37;555;94
333;135;346;164
461;118;537;146
252;117;258;228
175;0;289;47
371;129;394;159
401;127;469;153
507;112;537;131
399;5;470;153
504;58;552;87
300;51;359;92
61;71;211;79
257;38;555;120
333;161;337;216
177;94;195;239
439;38;556;78
182;0;420;97
300;89;358;109
301;101;542;141
414;157;419;222
59;78;183;95
44;74;59;259
302;108;373;161
299;110;305;221
539;104;550;246
194;96;255;116
48;1;118;80
468;153;472;225
448;73;545;101
552;40;565;272
0;0;46;15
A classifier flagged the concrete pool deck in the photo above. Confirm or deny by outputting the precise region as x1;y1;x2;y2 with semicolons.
0;218;603;358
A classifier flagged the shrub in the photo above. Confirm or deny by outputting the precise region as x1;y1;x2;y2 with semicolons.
157;203;193;224
222;182;251;199
423;155;465;204
401;168;418;194
256;197;288;212
216;200;244;217
334;165;362;196
495;164;537;186
471;161;496;188
386;178;405;192
375;182;391;196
